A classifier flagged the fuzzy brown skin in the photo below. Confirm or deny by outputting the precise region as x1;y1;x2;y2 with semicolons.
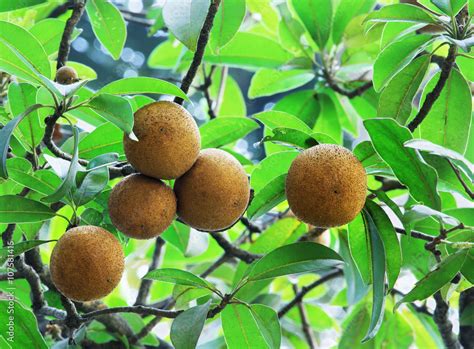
50;226;124;302
174;148;250;232
286;144;367;227
55;66;78;85
108;174;177;239
123;101;200;180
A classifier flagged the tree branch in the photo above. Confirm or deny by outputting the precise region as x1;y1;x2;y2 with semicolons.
447;159;474;199
394;227;436;242
459;287;474;348
135;238;165;305
278;270;343;317
293;284;316;349
14;256;45;312
174;0;221;105
81;305;181;321
57;0;86;70
210;232;262;263
433;292;461;349
407;45;457;132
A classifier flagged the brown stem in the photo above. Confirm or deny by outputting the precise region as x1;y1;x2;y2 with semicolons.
210;232;262;263
174;0;221;105
459;287;474;348
57;0;86;70
433;292;461;349
407;45;457;132
447;159;474;199
293;284;316;348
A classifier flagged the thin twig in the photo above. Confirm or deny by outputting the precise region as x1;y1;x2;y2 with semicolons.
407;45;457;131
447;159;474;199
293;284;316;348
135;238;165;305
57;0;86;70
174;0;221;105
395;227;436;242
81;305;181;321
210;232;262;264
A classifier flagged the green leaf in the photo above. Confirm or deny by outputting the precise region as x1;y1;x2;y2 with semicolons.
30;19;81;57
163;0;209;51
0;195;56;223
365;200;401;290
86;94;134;136
247;242;343;281
72;167;109;206
222;304;277;349
42;127;80;203
0;104;44;179
396;249;469;307
278;5;306;53
144;268;215;291
200;117;259;148
171;300;211;349
248;69;314;99
314;93;342;144
79;123;123;159
0;0;46;12
365;4;438;24
348;213;371;285
418;69;472;154
261;127;319;149
377;55;430;124
364;118;441;209
0;300;48;349
250;304;281;349
373;190;411;234
246;174;286;220
333;0;375;44
204;32;292;69
98;77;189;101
404;139;474;182
292;0;332;49
251;151;298;193
373;34;433;92
0;240;55;265
210;0;245;52
8;162;60;196
80;208;102;226
404;204;460;227
431;0;467;15
86;0;126;60
253;110;312;133
273;90;320;128
0;21;51;83
361;212;386;342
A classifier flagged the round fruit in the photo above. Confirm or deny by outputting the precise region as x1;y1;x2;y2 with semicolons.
108;174;177;239
286;144;366;227
123;101;200;180
174;148;250;231
50;226;124;302
55;66;78;85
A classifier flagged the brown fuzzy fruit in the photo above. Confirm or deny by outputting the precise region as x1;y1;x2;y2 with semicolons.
55;66;78;85
286;144;367;227
123;101;200;180
50;226;124;302
174;148;250;231
108;174;177;239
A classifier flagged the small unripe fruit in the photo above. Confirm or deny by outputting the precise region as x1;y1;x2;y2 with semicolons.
50;226;124;302
108;174;177;239
124;101;200;180
286;144;367;227
55;66;78;85
174;148;250;231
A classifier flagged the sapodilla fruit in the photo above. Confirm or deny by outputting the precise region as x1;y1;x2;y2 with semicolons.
286;144;366;227
174;148;250;231
123;101;200;180
50;226;124;302
55;66;78;85
108;174;177;239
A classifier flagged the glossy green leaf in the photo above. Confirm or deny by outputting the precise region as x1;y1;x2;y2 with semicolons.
348;213;371;285
365;200;401;290
314;93;342;144
79;123;123;159
0;0;46;12
273;90;320;128
261;127;319;149
86;94;134;136
373;35;433;92
171;300;211;349
365;4;437;24
0;195;56;223
0;21;51;83
250;304;281;349
364;118;441;209
396;249;469;307
431;0;467;15
163;0;209;51
204;32;292;69
377;55;430;124
72;167;109;206
248;69;314;99
9;164;60;197
361;213;386;342
0;239;55;265
30;19;81;57
42;127;80;203
278;5;306;53
161;221;191;256
144;268;215;291
210;0;245;52
292;0;332;49
0;300;47;348
86;0;126;60
98;77;189;101
251;151;298;193
404;204;460;227
0;104;44;179
418;69;472;154
253;110;312;133
247;242;343;281
333;0;375;43
247;174;286;220
200;117;259;148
